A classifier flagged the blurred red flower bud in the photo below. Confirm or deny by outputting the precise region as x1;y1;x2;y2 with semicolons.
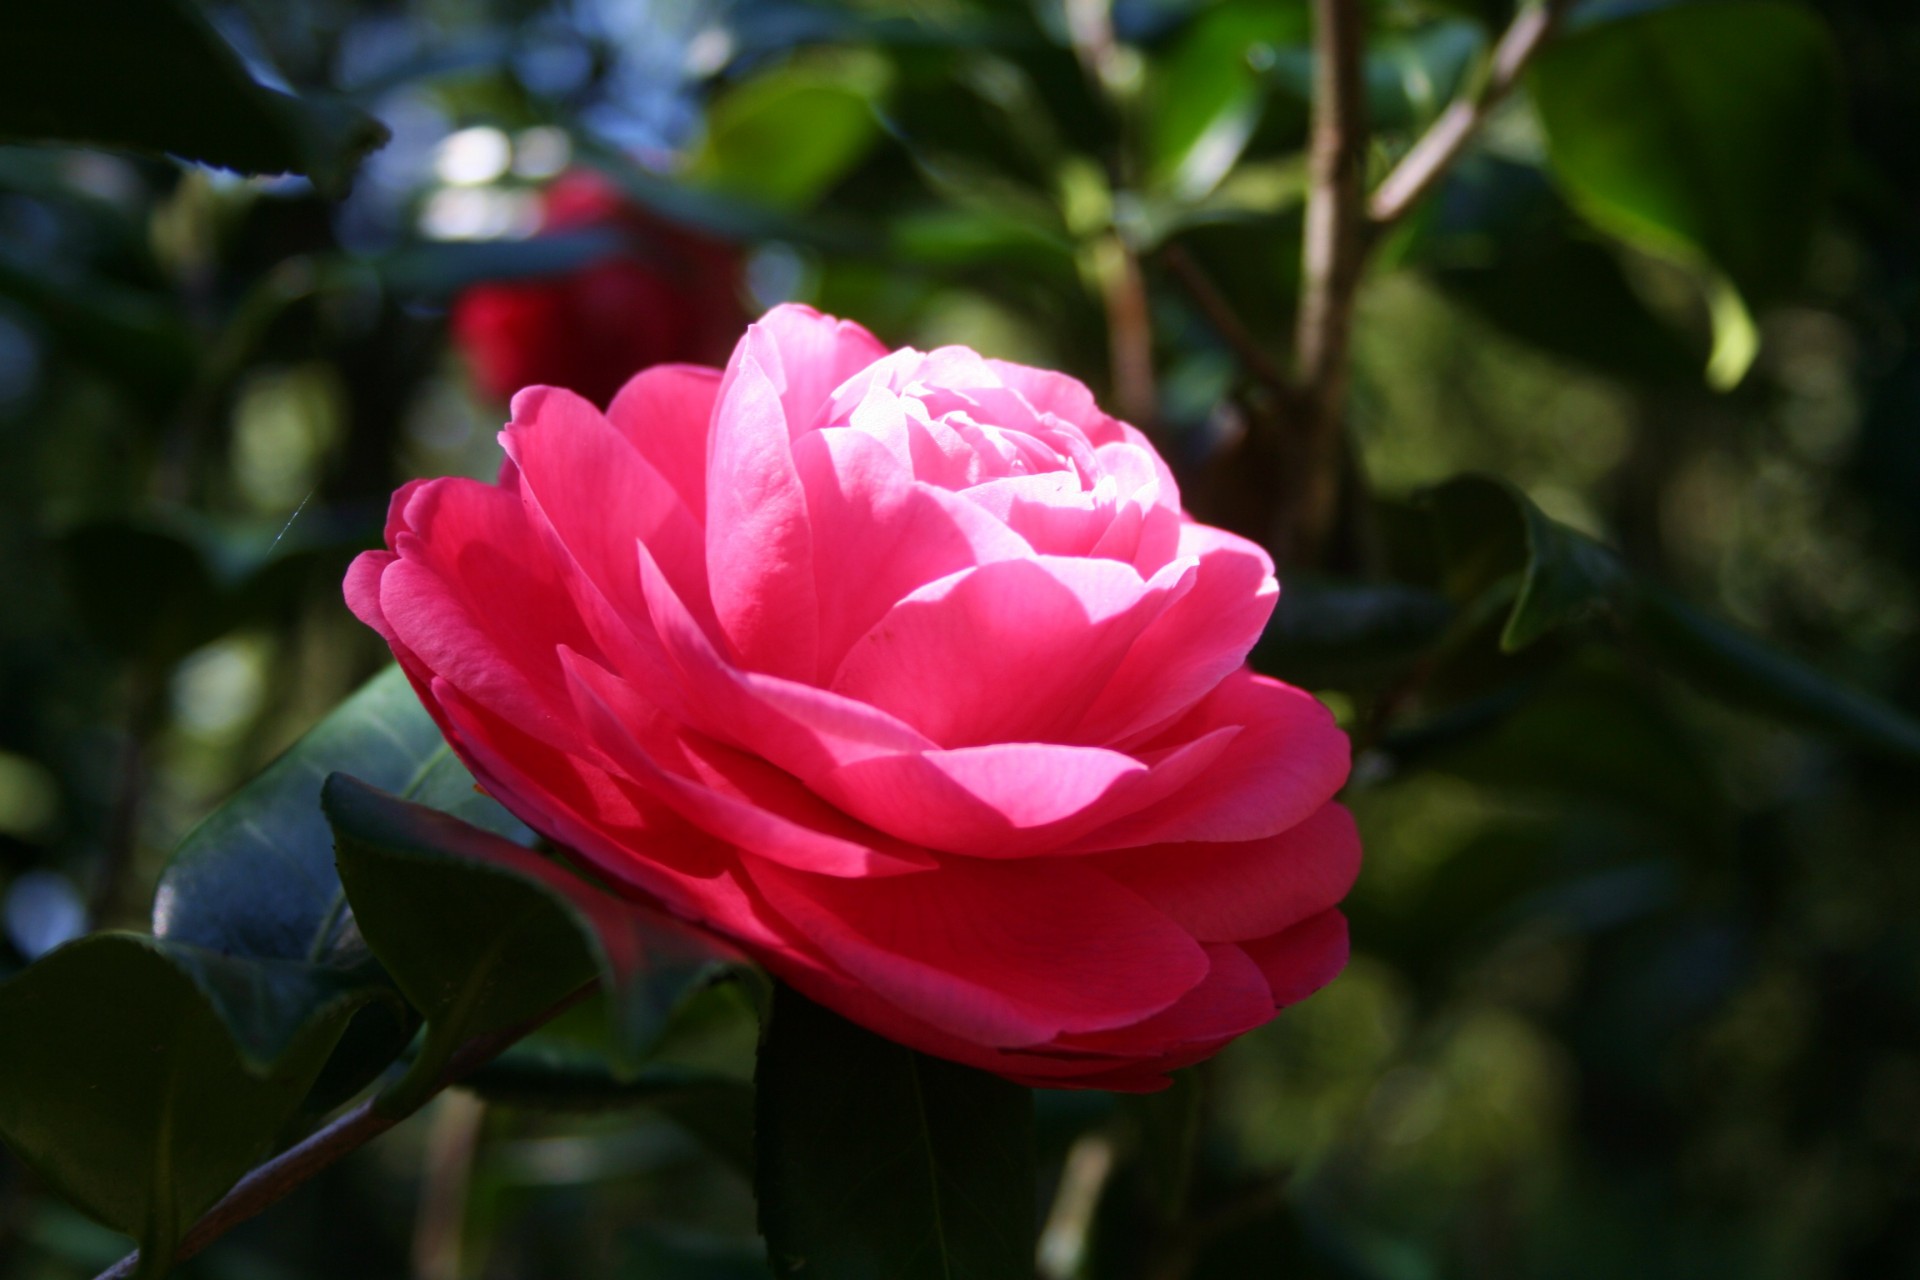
450;170;746;407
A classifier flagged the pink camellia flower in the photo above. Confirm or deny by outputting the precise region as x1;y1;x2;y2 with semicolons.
346;304;1359;1089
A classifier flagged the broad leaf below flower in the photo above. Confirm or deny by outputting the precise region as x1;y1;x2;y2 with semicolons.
324;775;741;1106
0;935;381;1277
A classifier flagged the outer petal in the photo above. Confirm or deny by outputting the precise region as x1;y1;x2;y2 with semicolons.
1093;803;1361;941
1243;909;1351;1006
1064;670;1350;851
745;855;1209;1046
1052;943;1276;1055
829;556;1195;748
606;363;722;524
377;478;600;752
429;677;736;918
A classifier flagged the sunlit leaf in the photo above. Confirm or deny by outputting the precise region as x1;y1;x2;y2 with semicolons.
687;53;890;210
153;665;530;967
1529;0;1841;384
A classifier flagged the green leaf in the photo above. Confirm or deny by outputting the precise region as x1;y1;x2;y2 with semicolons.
686;52;889;210
0;935;373;1274
1529;0;1841;382
0;0;389;196
153;665;530;967
149;665;521;1111
324;775;739;1107
1636;587;1920;765
1146;0;1310;201
1421;475;1920;765
1422;163;1704;384
1426;474;1629;652
0;252;196;405
756;984;1036;1280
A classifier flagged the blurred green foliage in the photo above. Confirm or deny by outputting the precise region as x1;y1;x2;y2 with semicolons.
3;0;1920;1276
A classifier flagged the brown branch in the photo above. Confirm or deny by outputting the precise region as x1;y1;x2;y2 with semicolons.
1098;235;1162;432
92;987;592;1280
1161;244;1292;398
1283;0;1369;564
1369;0;1578;227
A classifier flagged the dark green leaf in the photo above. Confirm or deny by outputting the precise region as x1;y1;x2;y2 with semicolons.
0;252;195;405
0;935;372;1273
1414;654;1728;844
756;984;1036;1280
1636;587;1920;765
1425;474;1628;652
324;775;739;1100
55;522;223;669
153;665;530;967
1420;161;1703;384
1529;0;1841;381
1420;474;1920;765
0;0;389;196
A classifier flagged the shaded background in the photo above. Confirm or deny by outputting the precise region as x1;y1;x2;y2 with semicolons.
4;0;1920;1275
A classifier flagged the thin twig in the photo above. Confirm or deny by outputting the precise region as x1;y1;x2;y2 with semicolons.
1098;236;1162;430
1161;244;1293;397
1369;0;1579;227
1283;0;1369;563
92;987;592;1280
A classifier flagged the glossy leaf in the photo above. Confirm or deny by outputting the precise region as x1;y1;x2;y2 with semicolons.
55;522;222;669
1530;0;1841;382
756;984;1036;1280
1147;0;1309;200
1636;587;1920;765
147;665;521;1112
1423;475;1920;764
0;0;388;196
0;935;374;1275
324;775;739;1100
1426;474;1628;652
153;664;530;967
